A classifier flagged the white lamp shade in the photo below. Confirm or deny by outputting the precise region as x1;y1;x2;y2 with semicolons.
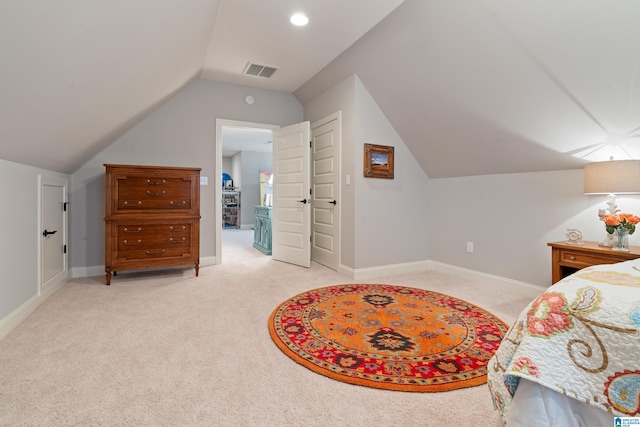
584;160;640;194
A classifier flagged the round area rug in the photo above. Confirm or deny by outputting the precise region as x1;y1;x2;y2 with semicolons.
268;284;509;392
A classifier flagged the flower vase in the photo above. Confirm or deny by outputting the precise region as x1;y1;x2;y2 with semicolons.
613;227;630;252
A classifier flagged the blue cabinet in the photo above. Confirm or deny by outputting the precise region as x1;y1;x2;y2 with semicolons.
253;206;272;255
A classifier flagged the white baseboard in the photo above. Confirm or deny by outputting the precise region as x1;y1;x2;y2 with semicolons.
341;259;545;300
426;261;545;299
340;260;431;281
0;279;66;341
70;265;104;278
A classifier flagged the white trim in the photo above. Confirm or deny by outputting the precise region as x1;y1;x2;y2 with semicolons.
340;259;545;300
70;265;104;278
215;119;280;266
0;278;65;341
341;260;431;280
427;261;545;300
38;174;68;295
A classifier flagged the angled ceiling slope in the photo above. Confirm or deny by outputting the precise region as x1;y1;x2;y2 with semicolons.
0;0;221;174
296;0;640;178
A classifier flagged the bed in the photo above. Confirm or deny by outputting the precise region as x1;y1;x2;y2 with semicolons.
488;258;640;426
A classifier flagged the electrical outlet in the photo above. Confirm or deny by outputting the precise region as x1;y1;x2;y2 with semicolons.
466;242;474;253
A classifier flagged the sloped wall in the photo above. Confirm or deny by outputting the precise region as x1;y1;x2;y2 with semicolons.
70;79;302;275
303;75;431;273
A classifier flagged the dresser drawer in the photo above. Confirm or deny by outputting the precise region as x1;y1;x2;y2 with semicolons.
255;206;272;218
115;176;193;211
558;248;628;269
116;223;191;236
115;223;190;250
114;246;194;263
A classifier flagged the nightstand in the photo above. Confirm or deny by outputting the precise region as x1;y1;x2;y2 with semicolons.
547;241;640;284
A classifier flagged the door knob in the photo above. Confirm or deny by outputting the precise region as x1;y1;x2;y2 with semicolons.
297;199;309;204
328;200;337;205
43;230;58;237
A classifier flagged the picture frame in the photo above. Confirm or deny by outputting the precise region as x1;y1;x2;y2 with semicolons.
363;143;394;179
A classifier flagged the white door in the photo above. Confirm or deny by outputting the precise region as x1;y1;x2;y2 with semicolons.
272;122;311;268
311;115;340;271
40;176;67;292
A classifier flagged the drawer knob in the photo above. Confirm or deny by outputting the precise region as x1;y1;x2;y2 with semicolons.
146;249;166;256
569;256;575;261
146;179;166;186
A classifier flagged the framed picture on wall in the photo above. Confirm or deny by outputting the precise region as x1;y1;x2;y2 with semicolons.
363;143;394;179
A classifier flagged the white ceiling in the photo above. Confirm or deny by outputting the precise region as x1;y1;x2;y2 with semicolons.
201;0;404;92
0;0;401;173
2;0;640;178
222;128;273;157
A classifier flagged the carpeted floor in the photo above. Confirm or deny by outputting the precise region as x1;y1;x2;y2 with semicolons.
0;229;536;426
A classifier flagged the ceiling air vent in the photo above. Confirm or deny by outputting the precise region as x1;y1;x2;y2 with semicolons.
243;62;279;78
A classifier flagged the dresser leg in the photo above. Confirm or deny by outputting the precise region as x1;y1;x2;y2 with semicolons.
195;264;199;277
105;270;112;286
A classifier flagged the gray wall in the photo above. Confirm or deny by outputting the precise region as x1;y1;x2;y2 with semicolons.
238;151;272;228
303;73;640;286
0;159;69;320
303;75;431;270
69;79;302;275
304;76;356;267
429;170;640;286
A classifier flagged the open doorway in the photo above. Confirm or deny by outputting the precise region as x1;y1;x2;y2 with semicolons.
215;119;279;263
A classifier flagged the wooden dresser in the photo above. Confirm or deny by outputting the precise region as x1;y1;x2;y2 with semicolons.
104;164;201;285
548;241;640;284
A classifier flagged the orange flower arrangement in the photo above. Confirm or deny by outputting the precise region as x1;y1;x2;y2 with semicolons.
603;212;640;235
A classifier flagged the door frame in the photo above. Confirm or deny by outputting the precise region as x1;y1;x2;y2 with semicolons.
37;174;68;295
215;119;279;264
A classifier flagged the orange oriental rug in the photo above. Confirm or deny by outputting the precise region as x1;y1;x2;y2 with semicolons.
268;284;509;392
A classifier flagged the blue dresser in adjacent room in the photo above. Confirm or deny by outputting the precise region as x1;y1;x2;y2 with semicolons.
253;206;272;255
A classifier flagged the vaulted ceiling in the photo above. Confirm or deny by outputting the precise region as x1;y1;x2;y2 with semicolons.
2;0;639;178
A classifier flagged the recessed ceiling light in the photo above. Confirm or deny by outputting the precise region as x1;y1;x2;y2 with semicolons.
290;13;308;26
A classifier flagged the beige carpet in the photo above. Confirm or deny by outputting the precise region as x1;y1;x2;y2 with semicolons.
0;229;535;426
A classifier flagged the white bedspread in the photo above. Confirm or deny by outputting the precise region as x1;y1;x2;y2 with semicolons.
488;258;640;425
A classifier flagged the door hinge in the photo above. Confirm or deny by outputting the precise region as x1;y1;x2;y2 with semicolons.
63;202;69;211
63;244;67;254
309;140;312;148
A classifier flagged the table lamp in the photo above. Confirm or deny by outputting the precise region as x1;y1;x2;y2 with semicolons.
584;158;640;246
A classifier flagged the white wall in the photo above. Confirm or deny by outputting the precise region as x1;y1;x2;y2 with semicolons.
70;79;302;276
429;170;640;286
304;76;356;268
353;77;431;269
0;159;69;326
303;75;431;272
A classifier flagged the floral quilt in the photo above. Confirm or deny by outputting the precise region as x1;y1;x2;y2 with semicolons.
488;259;640;424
